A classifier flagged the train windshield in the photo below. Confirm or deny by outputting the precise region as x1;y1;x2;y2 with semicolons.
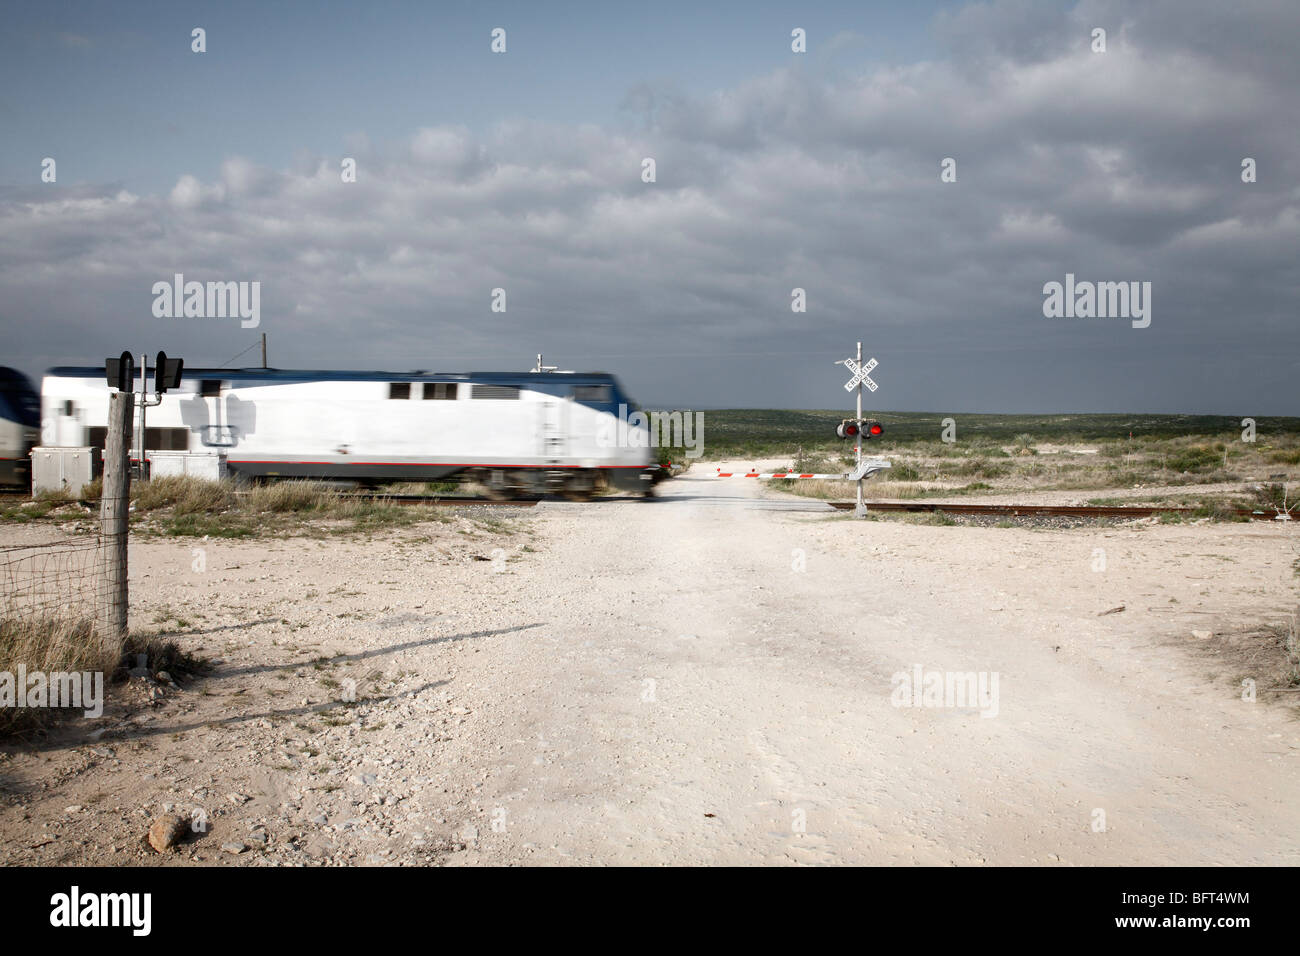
606;376;636;411
0;370;39;427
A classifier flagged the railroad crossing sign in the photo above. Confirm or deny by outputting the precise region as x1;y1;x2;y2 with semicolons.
842;356;878;392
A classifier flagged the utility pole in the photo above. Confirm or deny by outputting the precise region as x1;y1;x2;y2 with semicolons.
261;333;267;369
99;387;133;651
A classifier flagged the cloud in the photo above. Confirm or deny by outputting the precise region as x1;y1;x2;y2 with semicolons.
1;0;1296;413
410;126;493;180
168;173;225;208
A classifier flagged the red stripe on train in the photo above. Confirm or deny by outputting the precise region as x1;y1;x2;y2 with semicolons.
226;460;646;469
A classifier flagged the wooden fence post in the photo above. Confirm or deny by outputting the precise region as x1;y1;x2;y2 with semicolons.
98;389;133;652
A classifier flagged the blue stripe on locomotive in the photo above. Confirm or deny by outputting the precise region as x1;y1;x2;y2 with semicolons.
45;367;634;413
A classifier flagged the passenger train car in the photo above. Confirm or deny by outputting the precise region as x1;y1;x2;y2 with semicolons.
39;367;662;498
0;367;40;487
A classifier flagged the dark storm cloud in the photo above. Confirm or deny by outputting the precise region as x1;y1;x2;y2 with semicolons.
1;0;1296;414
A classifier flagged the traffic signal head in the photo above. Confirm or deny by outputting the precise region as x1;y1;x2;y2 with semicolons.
105;352;134;391
838;419;883;440
153;352;183;393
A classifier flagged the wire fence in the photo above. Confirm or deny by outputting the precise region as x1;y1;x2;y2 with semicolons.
0;536;103;626
0;533;111;733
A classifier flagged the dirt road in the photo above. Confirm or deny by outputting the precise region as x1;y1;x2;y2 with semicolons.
2;472;1298;865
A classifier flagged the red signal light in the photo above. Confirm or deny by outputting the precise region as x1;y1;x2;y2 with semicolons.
839;419;883;439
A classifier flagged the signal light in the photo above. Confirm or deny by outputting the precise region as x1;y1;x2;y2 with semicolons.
106;352;134;391
838;419;884;440
153;351;183;393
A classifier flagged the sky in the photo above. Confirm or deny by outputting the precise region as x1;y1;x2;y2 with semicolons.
1;0;1297;414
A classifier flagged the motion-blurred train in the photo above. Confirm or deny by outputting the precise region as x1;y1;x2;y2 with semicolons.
0;367;40;487
37;366;662;498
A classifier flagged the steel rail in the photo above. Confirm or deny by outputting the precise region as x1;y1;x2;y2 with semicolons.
827;501;1286;520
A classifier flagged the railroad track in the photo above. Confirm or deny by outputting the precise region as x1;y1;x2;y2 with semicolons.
828;501;1288;521
333;494;539;508
2;490;540;508
7;488;1291;520
360;496;1289;520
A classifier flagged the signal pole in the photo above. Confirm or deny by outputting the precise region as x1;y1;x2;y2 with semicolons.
855;341;864;518
836;341;879;519
138;352;147;480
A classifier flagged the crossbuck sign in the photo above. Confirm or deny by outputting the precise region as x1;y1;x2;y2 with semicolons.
842;356;879;392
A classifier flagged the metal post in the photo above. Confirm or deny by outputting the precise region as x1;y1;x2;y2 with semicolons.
854;340;866;518
138;352;147;481
99;389;133;652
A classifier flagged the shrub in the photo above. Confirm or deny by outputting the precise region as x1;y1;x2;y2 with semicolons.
791;453;838;474
1165;446;1220;473
34;487;74;508
134;475;234;513
244;480;331;513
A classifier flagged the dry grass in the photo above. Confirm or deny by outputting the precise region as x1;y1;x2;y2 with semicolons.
0;615;211;736
1283;613;1300;687
106;477;496;537
382;481;468;496
0;614;109;735
134;474;235;513
1186;610;1300;698
2;475;477;537
241;480;333;513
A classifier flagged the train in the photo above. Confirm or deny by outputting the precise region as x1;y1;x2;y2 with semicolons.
36;365;663;499
0;367;41;487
